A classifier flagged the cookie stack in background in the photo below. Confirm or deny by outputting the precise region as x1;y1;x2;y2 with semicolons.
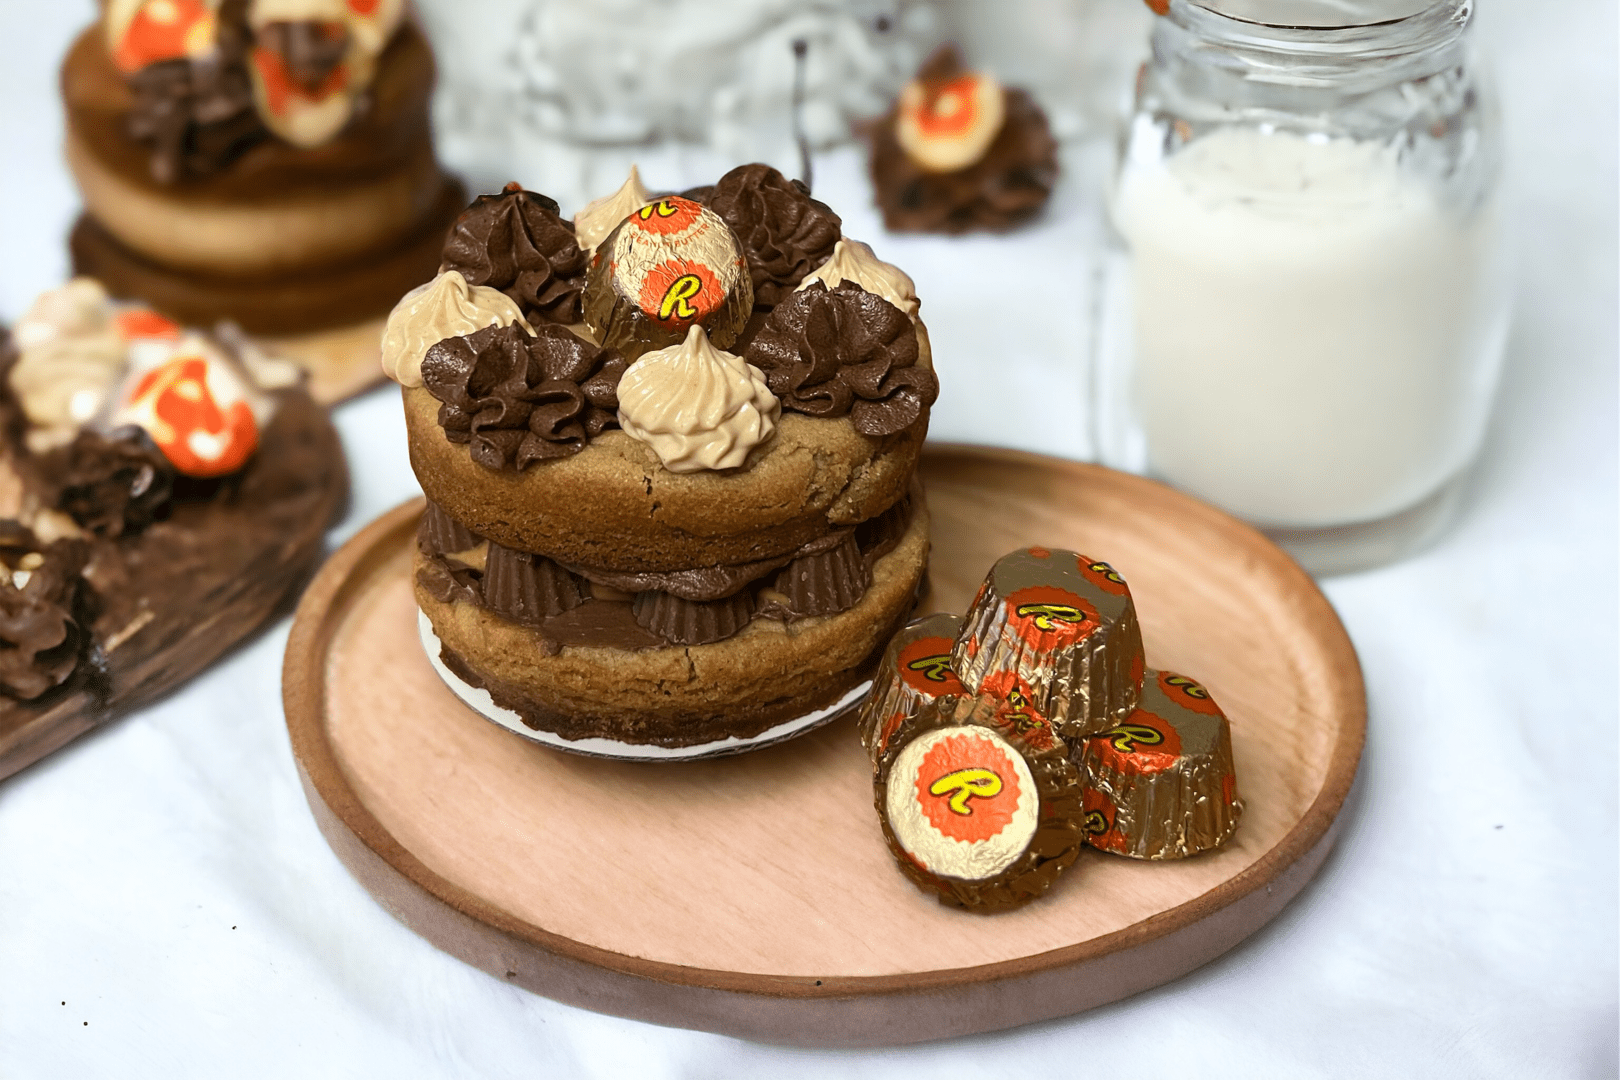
383;163;939;753
62;0;463;344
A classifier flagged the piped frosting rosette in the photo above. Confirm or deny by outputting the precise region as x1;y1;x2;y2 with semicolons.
1077;670;1243;860
874;691;1085;912
952;547;1146;739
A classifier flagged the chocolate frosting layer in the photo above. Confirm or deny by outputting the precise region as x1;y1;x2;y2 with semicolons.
632;588;756;646
51;426;176;539
422;323;627;470
702;164;841;308
482;542;587;626
745;282;937;437
870;49;1058;235
416;555;481;608
439;184;589;325
124;0;267;184
417;498;478;556
0;526;88;701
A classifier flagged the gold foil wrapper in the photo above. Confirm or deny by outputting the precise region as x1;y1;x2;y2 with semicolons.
873;693;1083;912
581;197;753;362
1076;670;1242;860
952;547;1145;739
857;612;966;761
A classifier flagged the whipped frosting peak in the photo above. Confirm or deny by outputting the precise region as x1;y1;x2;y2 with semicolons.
381;270;535;388
616;325;779;473
797;239;919;318
573;165;655;255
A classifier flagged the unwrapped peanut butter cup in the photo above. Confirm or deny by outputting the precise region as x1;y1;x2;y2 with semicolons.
858;612;966;760
1077;670;1242;860
952;547;1145;739
874;692;1084;912
582;197;752;362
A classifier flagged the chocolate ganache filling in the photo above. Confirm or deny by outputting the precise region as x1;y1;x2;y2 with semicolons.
124;0;267;184
416;494;915;648
870;46;1059;235
700;164;842;308
0;524;89;701
744;282;938;437
440;184;589;326
422;322;627;471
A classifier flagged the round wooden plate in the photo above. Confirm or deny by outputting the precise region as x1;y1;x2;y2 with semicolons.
283;445;1365;1047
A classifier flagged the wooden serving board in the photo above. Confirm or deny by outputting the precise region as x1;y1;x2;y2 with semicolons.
284;445;1365;1047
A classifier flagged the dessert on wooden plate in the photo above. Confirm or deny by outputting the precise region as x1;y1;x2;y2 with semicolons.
384;164;939;757
62;0;464;400
868;44;1059;234
0;278;346;779
860;546;1243;911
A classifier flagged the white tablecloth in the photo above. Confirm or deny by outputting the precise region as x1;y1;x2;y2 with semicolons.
1;3;1614;1076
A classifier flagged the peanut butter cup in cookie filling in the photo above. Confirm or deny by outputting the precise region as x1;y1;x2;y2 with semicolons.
384;168;940;752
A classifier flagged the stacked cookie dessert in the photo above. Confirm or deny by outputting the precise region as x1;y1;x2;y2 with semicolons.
63;0;462;338
0;278;346;778
383;164;939;753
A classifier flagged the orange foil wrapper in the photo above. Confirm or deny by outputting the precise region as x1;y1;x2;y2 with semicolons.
1077;670;1242;860
952;547;1145;739
858;612;966;761
874;692;1083;912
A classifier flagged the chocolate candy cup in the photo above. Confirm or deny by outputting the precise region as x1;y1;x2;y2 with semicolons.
1077;670;1243;860
581;196;752;362
874;692;1083;912
857;612;966;761
952;547;1145;738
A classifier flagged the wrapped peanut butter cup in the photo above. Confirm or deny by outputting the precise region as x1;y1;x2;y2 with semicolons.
858;612;966;761
581;196;753;362
874;692;1084;912
952;547;1145;739
1077;670;1243;860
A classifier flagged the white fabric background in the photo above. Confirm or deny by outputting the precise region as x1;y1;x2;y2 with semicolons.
1;2;1615;1076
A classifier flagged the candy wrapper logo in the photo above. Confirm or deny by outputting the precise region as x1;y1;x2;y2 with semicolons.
1091;714;1182;775
1161;672;1224;716
916;732;1021;843
1079;556;1130;597
630;198;703;236
896;70;1006;173
1081;789;1125;853
115;351;261;477
898;636;964;695
640;261;723;329
1008;584;1099;644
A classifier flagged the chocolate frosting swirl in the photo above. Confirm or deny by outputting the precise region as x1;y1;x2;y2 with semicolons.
869;48;1058;234
702;164;842;308
744;282;937;437
422;323;627;470
439;184;589;325
52;427;176;539
0;525;88;701
124;0;267;184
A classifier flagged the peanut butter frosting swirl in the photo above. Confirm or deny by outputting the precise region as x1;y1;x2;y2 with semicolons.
796;239;919;319
382;270;534;388
422;323;627;471
702;163;842;308
616;325;780;474
744;282;938;437
573;165;655;256
440;184;590;326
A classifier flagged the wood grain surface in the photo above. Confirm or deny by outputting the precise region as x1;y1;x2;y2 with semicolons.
262;317;388;407
284;445;1365;1046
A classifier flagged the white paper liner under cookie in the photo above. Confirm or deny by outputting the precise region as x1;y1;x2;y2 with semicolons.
418;608;871;761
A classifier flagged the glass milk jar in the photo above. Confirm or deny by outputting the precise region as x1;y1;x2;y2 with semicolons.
1095;0;1509;573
